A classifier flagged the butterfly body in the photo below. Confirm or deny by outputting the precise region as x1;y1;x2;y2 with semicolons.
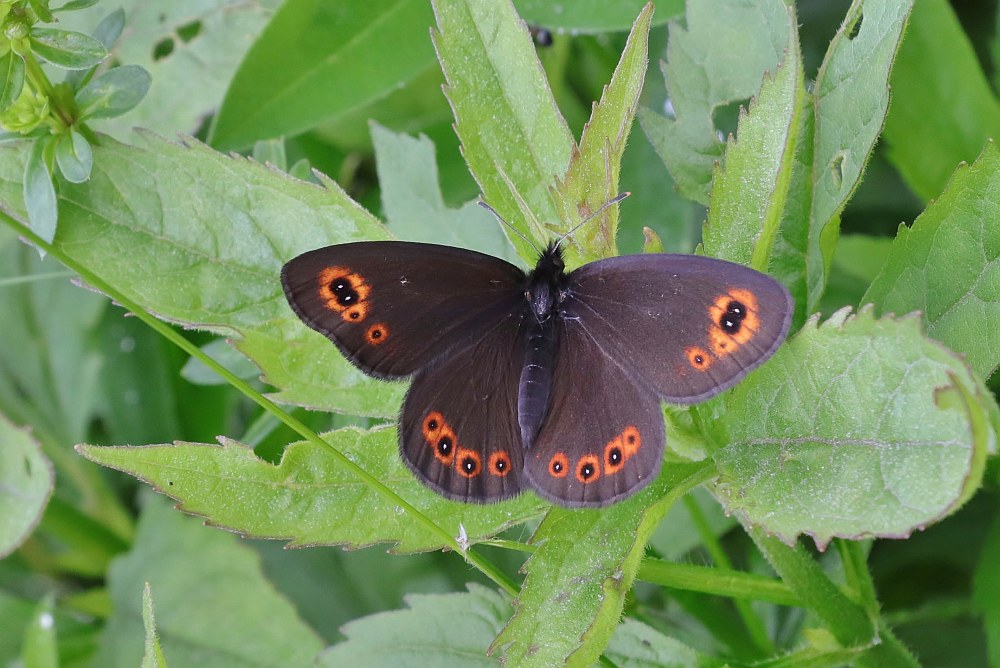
281;240;792;507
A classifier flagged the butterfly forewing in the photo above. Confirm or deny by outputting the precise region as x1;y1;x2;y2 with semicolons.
400;315;528;503
563;254;792;403
523;322;665;507
281;242;525;379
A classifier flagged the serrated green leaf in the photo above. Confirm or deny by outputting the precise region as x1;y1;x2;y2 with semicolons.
0;414;53;558
605;619;725;667
639;0;792;204
883;0;1000;202
804;0;913;312
371;122;517;262
318;584;510;667
493;462;707;667
513;0;682;32
703;9;801;270
432;0;574;259
29;28;107;69
712;308;993;548
75;65;151;120
211;0;436;151
92;496;322;667
24;138;57;245
140;583;168;668
0;51;25;114
0;134;397;417
20;594;57;668
77;429;547;553
54;128;93;183
555;3;651;263
864;141;1000;381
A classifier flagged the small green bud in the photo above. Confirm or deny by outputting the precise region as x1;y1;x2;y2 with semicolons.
0;85;49;134
3;16;27;41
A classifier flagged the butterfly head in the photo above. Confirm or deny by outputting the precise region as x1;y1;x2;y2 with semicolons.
524;242;568;323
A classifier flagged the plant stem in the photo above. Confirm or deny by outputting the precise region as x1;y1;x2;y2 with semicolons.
638;559;800;606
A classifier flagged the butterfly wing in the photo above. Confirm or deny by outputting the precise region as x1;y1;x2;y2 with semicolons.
563;254;792;403
400;314;528;502
523;322;665;507
281;242;525;379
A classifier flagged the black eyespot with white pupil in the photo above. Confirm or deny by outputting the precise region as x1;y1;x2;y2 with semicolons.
461;456;477;473
580;462;596;479
607;447;622;465
436;436;452;456
331;280;359;307
720;300;747;334
551;460;563;473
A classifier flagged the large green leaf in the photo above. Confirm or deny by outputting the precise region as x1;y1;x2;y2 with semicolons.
882;0;1000;202
864;141;1000;381
77;429;546;553
92;496;323;667
513;0;682;32
712;308;994;547
0;414;53;559
211;0;437;151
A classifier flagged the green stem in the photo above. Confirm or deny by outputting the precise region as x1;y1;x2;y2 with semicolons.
638;559;800;607
2;212;520;597
686;494;775;655
835;538;877;613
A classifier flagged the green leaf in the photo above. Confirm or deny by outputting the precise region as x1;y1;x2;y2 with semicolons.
0;134;396;417
24;137;57;245
56;0;104;10
605;619;725;667
803;0;913;312
140;583;169;668
638;0;792;204
819;234;893;317
0;414;53;558
29;28;108;69
180;338;260;386
371;122;516;262
0;591;37;664
712;308;994;548
19;594;57;668
882;0;1000;201
702;9;802;270
973;511;1000;666
251;138;287;171
77;429;546;553
27;0;55;23
513;0;683;32
318;584;510;666
493;463;708;666
91;496;323;667
432;0;574;258
864;141;1000;381
210;0;437;151
54;128;93;183
75;65;151;120
554;2;651;263
0;51;25;114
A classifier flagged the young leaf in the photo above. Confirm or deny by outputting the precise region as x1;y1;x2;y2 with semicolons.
555;2;652;263
77;429;546;553
493;462;707;667
703;12;802;270
639;0;792;204
432;0;574;256
210;0;437;151
0;414;54;559
29;28;108;69
318;584;510;667
23;137;57;245
90;496;323;667
864;141;1000;380
882;0;1000;202
711;307;994;548
54;128;93;183
0;51;26;114
371;122;516;261
75;65;151;120
140;583;169;668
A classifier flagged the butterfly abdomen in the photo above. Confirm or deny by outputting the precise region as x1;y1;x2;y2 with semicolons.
518;319;558;448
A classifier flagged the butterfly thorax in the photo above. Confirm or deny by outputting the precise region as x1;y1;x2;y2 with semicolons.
524;242;568;324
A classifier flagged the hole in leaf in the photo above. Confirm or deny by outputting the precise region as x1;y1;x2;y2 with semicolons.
712;98;750;141
153;37;174;60
847;10;863;40
177;20;202;43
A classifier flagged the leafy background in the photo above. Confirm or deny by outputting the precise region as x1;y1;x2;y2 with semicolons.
1;0;999;666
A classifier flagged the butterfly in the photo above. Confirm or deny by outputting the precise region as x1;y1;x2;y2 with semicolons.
281;215;792;508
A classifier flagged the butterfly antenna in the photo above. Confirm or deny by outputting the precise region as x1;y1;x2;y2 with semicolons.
478;200;543;254
555;192;631;248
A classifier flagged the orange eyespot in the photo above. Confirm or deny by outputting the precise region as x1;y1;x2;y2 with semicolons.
455;447;482;478
576;455;600;484
685;346;713;371
604;440;625;474
318;267;372;322
423;412;444;441
621;426;641;458
708;288;761;354
365;323;388;345
488;451;512;477
548;452;569;478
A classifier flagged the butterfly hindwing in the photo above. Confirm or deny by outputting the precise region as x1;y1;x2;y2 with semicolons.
523;322;665;507
564;254;792;403
399;314;528;503
281;242;525;379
